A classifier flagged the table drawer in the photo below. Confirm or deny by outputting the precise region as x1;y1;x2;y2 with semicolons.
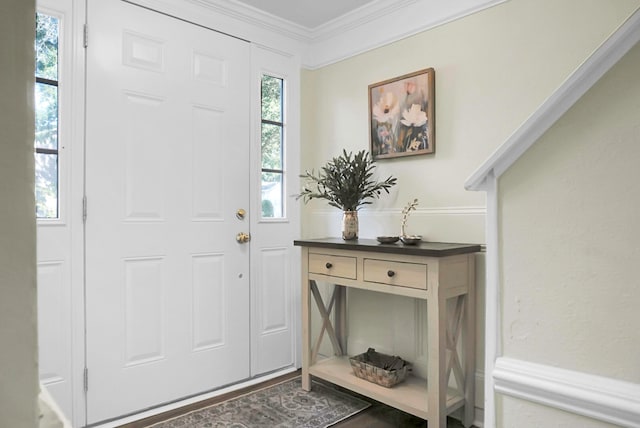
363;258;427;290
309;252;357;280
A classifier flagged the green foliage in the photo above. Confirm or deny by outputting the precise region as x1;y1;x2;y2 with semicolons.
261;123;281;174
261;75;282;122
261;76;283;176
36;13;58;80
262;199;274;217
35;13;60;218
297;150;397;211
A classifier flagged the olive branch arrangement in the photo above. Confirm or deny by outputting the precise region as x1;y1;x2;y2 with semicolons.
296;150;397;212
400;198;419;237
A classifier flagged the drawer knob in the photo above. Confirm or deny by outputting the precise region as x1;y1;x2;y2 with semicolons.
387;270;395;277
325;262;333;269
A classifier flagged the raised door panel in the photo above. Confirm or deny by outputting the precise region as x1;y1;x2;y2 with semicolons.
124;257;166;366
253;247;293;373
37;261;73;415
191;254;225;351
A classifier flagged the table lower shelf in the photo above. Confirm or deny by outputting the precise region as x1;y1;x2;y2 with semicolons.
308;356;465;420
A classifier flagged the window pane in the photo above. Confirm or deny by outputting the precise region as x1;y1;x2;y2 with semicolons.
261;172;283;218
35;13;59;80
261;76;282;122
35;13;60;219
35;153;59;218
35;82;58;150
261;123;282;170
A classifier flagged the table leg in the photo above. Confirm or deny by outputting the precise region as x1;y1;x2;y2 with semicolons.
428;287;447;428
301;249;311;391
334;285;347;354
464;255;476;428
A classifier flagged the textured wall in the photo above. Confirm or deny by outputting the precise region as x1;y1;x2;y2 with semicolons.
498;40;640;426
0;0;39;426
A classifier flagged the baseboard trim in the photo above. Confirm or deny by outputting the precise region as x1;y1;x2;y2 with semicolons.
493;357;640;427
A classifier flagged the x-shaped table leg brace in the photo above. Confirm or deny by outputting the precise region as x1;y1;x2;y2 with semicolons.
309;280;343;365
446;295;466;393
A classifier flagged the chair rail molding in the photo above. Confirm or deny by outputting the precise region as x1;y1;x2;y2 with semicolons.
494;357;640;428
310;206;487;217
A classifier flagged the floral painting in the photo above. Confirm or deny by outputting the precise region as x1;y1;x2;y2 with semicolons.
369;68;435;159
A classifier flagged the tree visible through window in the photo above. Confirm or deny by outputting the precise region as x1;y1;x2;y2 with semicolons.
261;75;284;218
35;13;60;218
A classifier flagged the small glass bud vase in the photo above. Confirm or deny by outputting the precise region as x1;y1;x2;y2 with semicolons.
342;210;358;240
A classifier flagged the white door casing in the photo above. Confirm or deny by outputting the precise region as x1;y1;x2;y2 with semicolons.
85;0;251;422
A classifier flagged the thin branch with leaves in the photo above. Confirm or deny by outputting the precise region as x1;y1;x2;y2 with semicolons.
400;198;419;237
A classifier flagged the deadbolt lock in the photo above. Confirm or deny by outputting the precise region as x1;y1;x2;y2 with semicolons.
236;232;251;244
236;208;246;220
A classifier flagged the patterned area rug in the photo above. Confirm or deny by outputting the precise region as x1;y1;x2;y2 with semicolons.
148;377;370;428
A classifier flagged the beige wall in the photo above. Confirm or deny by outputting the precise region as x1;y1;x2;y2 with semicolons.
301;0;639;241
498;39;640;426
301;0;639;422
0;0;39;427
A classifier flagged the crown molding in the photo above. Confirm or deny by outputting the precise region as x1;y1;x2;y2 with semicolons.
125;0;509;68
303;0;507;68
189;0;423;44
141;0;507;69
188;0;311;41
310;0;418;42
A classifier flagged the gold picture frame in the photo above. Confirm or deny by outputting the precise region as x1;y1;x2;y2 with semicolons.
369;68;435;160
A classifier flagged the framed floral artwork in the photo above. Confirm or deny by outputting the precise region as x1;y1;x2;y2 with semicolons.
369;68;435;160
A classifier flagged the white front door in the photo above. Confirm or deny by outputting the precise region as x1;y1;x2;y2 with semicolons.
85;0;251;422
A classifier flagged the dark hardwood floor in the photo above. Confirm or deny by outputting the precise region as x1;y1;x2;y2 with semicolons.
118;370;470;428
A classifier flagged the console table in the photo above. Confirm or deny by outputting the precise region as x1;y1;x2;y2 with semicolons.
294;238;480;428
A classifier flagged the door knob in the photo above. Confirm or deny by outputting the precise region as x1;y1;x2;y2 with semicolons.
236;232;251;243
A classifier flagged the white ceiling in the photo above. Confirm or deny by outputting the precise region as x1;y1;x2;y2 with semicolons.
233;0;377;29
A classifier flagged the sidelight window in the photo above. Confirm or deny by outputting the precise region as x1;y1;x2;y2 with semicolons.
260;75;284;218
35;13;60;219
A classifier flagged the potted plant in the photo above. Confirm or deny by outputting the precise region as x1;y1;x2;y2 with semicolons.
296;150;397;239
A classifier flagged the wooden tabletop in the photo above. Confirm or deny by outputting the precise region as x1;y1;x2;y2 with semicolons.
293;238;481;257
